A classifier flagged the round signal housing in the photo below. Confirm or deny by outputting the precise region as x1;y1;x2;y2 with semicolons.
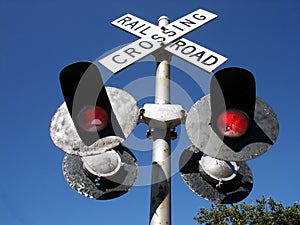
217;109;249;138
199;154;239;184
77;106;109;132
82;150;122;178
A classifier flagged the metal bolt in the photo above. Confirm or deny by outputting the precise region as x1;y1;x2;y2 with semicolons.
146;129;153;139
139;108;145;123
170;128;177;140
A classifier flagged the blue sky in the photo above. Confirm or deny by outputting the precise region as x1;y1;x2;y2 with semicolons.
1;0;300;225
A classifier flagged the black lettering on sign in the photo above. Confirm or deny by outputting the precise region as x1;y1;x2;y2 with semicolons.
151;34;166;43
181;46;196;55
190;51;205;61
172;24;184;31
139;26;151;35
117;16;132;25
179;19;196;28
124;21;151;35
202;55;218;65
193;14;206;21
112;55;127;64
116;16;150;35
162;29;176;37
125;21;139;29
168;40;186;50
168;40;218;66
139;41;153;49
124;48;141;58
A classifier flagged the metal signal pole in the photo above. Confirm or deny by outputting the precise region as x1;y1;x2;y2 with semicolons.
150;16;172;225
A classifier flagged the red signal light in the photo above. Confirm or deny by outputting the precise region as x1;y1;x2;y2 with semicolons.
77;106;109;132
217;109;249;138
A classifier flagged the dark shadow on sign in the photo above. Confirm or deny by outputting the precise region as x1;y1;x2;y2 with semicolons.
221;121;274;152
99;190;128;200
179;145;201;173
218;172;253;204
114;144;137;163
96;166;129;189
221;191;251;204
82;164;129;200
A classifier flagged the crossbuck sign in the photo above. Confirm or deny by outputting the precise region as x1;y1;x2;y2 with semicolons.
99;9;227;73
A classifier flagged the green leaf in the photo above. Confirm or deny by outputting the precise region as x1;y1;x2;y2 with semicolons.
194;196;300;225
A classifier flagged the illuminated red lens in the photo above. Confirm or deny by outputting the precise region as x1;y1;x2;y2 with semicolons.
217;109;249;137
78;106;109;132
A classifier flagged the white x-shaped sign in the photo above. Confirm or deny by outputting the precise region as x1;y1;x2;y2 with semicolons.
99;9;227;73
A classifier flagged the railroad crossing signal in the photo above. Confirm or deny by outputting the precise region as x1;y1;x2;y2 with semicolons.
180;67;279;203
49;8;280;223
51;61;139;199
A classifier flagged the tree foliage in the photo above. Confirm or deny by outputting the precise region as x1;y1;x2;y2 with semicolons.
194;196;300;225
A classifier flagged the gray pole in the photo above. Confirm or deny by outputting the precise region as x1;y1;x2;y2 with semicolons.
150;16;172;225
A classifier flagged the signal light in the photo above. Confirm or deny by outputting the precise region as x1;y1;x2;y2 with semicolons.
185;67;279;162
59;61;123;146
77;106;109;132
50;86;139;156
217;109;249;138
210;67;255;138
